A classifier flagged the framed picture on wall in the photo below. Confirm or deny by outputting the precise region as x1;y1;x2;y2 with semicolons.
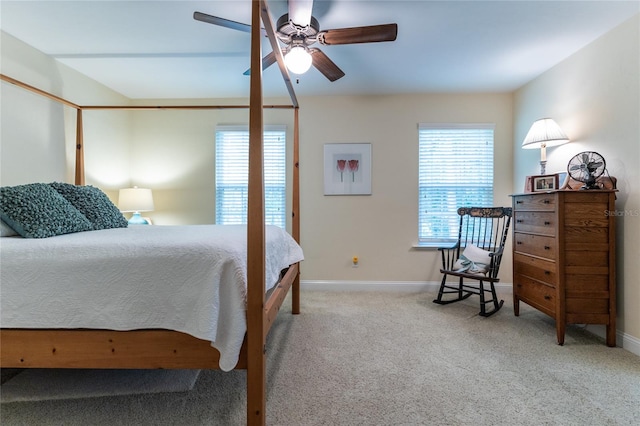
323;143;372;195
531;174;559;192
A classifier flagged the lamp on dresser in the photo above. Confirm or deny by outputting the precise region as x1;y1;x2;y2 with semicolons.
118;186;154;225
522;118;569;174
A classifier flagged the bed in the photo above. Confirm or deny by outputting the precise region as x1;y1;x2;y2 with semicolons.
1;224;304;371
0;2;299;424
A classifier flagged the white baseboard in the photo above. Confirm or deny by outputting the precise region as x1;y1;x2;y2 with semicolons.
584;324;640;357
301;280;439;292
300;280;640;358
621;332;640;356
300;279;513;293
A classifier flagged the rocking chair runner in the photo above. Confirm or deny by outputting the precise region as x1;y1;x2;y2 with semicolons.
433;207;513;317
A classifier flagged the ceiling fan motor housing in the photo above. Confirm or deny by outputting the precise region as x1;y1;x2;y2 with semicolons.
276;13;320;47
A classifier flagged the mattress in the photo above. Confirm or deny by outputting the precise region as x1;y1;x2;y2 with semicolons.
0;225;304;371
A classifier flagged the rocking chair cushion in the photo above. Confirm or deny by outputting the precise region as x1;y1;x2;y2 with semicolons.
453;244;491;274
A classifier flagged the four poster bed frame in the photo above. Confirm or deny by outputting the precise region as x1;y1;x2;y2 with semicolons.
0;2;298;424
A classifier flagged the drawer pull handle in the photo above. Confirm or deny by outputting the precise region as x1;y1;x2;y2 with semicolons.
517;241;522;245
543;200;550;204
516;219;523;223
544;271;551;275
544;246;551;250
544;295;552;300
516;200;523;204
544;221;551;225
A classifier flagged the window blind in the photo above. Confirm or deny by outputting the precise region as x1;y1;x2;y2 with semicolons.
418;124;494;245
215;125;286;228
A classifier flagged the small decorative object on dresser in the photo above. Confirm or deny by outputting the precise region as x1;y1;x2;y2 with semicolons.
567;151;607;190
511;189;617;347
530;174;559;192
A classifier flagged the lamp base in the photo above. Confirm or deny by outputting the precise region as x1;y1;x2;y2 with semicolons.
539;160;547;175
128;212;150;225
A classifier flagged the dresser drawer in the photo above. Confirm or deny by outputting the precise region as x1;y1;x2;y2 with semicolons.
513;194;556;212
514;275;556;315
514;253;557;285
513;211;557;236
514;233;556;259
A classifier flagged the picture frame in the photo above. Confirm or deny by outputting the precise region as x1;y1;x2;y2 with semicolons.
531;174;559;192
324;143;372;195
556;172;568;189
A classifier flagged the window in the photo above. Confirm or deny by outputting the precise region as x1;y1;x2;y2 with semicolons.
418;124;494;245
215;125;286;228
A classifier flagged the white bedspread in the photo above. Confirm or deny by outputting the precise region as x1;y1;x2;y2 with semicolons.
0;225;304;371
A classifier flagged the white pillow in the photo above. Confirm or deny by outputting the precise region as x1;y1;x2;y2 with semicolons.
0;219;19;237
453;244;491;274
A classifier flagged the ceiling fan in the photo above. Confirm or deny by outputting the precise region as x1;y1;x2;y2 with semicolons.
194;0;398;82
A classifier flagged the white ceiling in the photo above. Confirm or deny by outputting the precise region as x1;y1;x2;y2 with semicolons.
1;1;638;99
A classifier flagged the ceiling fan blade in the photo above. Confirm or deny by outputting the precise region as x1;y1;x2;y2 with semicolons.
243;51;279;76
309;48;345;82
318;23;398;45
194;11;251;33
288;0;314;27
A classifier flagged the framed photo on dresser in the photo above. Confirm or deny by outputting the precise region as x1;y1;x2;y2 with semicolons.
530;174;559;192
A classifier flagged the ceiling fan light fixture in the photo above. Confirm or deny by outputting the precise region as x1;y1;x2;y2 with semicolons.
285;46;312;75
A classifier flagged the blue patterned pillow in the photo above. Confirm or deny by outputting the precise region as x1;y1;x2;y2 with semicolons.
50;182;128;230
0;183;93;238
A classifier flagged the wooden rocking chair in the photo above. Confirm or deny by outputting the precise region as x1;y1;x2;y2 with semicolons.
433;207;512;317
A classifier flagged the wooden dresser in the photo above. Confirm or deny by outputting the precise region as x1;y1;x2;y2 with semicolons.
511;190;617;346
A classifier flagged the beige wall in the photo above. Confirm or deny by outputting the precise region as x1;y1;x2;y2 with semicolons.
297;94;514;282
126;101;297;226
513;15;640;345
126;93;514;283
0;31;132;198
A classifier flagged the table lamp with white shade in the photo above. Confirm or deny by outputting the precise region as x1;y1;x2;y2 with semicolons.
522;118;570;174
118;186;154;225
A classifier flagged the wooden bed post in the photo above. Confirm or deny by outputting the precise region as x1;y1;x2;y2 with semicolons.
75;108;85;185
247;0;266;424
292;107;301;314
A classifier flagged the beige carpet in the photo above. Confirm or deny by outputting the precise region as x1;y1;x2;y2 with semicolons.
1;290;639;425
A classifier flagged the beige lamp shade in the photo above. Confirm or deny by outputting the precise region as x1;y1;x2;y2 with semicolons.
522;118;569;150
522;118;569;174
118;187;154;213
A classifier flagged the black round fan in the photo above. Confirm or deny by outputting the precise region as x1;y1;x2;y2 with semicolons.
567;151;606;190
